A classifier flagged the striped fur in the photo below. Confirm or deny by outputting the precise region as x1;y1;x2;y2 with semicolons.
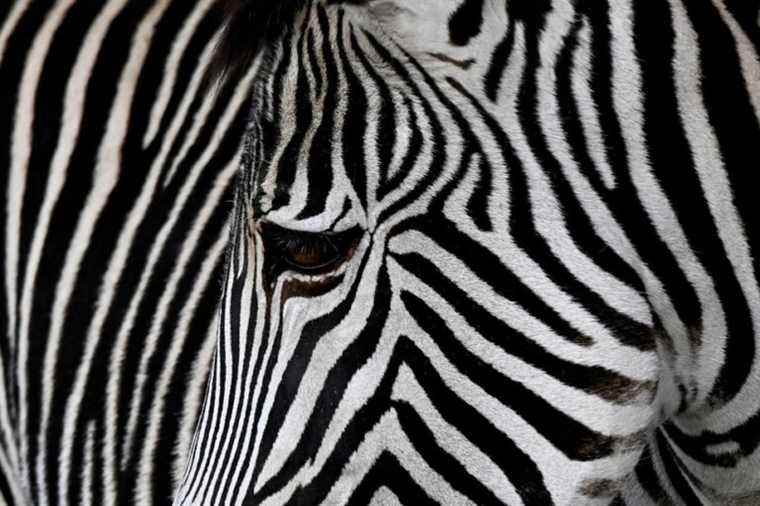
176;0;760;504
2;0;760;504
1;0;249;503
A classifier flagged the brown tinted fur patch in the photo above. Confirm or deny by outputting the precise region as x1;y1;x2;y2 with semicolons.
611;431;650;454
579;478;623;498
573;430;647;462
592;376;658;405
280;274;345;303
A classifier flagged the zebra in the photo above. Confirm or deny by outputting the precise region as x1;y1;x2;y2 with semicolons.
1;0;248;503
2;0;759;504
174;0;760;504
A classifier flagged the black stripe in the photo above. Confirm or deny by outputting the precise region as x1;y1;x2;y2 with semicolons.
634;446;666;503
448;0;485;47
337;17;369;208
656;430;705;505
484;19;515;102
272;12;313;210
297;5;338;220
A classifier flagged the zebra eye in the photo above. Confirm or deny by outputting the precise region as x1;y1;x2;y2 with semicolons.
260;222;361;275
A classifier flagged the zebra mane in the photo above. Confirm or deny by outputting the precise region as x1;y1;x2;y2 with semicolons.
211;0;308;85
210;0;383;86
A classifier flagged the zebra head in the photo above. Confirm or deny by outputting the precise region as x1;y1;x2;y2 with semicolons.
176;0;760;503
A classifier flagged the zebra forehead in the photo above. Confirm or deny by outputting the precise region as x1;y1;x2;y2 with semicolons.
213;0;486;81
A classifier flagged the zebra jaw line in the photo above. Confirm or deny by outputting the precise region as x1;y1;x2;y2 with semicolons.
176;0;760;504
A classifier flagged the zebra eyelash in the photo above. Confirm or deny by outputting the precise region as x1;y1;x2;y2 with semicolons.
271;228;339;265
259;222;363;275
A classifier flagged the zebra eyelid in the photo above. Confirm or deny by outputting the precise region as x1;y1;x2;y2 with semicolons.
258;221;365;278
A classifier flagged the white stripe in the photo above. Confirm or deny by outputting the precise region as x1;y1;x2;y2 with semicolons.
491;10;656;369
715;0;760;124
0;0;31;66
571;20;616;189
188;241;238;500
79;422;96;506
369;487;400;506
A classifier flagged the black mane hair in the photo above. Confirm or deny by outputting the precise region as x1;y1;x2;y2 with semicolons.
210;0;308;86
210;0;376;86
